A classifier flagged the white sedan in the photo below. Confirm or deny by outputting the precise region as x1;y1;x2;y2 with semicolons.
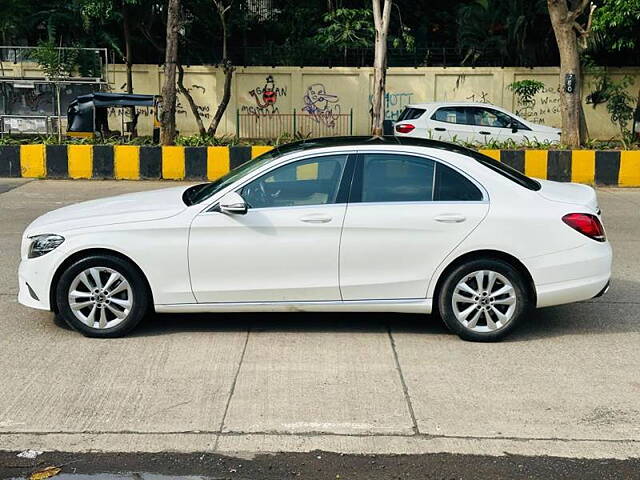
18;137;611;341
394;102;562;144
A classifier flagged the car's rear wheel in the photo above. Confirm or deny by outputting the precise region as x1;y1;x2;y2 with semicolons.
56;255;149;337
437;258;531;342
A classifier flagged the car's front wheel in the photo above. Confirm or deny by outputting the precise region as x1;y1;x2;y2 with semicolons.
56;254;149;337
437;258;531;342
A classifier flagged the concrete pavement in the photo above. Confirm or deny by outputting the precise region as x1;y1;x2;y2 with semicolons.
0;180;638;459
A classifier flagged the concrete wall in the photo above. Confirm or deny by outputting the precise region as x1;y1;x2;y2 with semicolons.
4;63;639;139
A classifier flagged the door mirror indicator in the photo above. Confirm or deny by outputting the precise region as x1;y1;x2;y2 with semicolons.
219;191;248;215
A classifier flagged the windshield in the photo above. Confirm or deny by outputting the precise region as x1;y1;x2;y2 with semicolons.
184;151;278;205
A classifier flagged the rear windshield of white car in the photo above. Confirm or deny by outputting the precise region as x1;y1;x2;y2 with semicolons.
397;108;426;121
469;151;541;191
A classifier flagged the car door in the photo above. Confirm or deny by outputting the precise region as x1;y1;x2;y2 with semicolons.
189;153;353;303
339;152;489;300
427;106;477;143
467;106;507;144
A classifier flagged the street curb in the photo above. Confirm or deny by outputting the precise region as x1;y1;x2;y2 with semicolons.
0;145;638;185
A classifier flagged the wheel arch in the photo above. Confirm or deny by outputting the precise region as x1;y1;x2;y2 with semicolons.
431;249;537;311
49;248;155;314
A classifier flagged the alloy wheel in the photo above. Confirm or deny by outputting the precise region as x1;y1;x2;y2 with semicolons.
67;267;133;329
451;270;517;333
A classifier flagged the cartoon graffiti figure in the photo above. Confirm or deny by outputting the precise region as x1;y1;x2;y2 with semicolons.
250;75;279;109
302;83;340;127
262;75;277;106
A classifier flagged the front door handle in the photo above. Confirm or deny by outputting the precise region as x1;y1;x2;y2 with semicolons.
300;214;332;224
434;214;466;223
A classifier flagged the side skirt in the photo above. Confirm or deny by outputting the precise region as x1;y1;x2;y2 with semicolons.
155;298;432;314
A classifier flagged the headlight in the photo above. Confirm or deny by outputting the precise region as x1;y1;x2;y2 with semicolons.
28;234;65;258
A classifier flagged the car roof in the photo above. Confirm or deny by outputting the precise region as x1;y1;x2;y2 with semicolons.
406;102;500;109
262;135;484;160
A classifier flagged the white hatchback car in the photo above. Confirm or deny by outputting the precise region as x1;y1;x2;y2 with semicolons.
394;102;562;144
19;137;611;341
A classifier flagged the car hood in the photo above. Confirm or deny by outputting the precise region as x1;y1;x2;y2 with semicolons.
536;179;598;211
25;186;190;235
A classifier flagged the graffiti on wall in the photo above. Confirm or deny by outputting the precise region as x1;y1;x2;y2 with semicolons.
465;91;490;103
241;75;287;118
301;83;341;127
514;85;561;125
367;92;414;121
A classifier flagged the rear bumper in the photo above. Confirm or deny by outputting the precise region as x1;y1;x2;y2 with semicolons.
525;241;612;308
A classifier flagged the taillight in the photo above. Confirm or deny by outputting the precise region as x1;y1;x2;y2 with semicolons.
562;213;606;242
395;123;415;134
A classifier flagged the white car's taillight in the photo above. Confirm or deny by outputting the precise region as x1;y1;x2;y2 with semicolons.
395;123;415;134
562;213;606;242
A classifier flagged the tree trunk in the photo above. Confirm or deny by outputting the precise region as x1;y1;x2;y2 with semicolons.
547;0;592;148
207;62;233;136
207;1;234;137
551;20;582;147
160;0;180;145
122;2;138;137
371;0;391;136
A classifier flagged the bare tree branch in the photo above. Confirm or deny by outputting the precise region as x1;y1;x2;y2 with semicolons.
568;0;591;23
177;63;206;136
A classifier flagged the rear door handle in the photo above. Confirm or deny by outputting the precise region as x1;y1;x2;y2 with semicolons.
300;214;332;224
479;131;491;135
434;127;446;132
434;214;466;223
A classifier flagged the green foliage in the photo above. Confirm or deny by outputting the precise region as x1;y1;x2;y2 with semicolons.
314;9;375;53
592;0;640;51
1;133;638;150
175;134;241;146
29;41;80;78
508;80;546;107
587;69;637;147
605;77;636;148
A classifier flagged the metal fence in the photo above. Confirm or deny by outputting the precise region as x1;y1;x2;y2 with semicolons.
237;110;353;140
0;115;64;135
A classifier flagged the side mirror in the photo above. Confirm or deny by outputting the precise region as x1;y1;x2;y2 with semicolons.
510;121;519;134
219;191;247;215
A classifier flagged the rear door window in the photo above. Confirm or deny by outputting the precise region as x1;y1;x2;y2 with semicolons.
431;107;469;125
434;163;484;201
397;108;426;121
358;154;435;203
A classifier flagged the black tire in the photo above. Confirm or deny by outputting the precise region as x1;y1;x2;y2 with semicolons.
437;258;531;342
56;254;149;338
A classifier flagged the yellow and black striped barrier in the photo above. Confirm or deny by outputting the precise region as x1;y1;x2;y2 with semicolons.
479;149;640;187
0;145;638;186
0;145;274;181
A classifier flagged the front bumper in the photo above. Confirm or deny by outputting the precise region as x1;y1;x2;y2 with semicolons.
18;254;58;311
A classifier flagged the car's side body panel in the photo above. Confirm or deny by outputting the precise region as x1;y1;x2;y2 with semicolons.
20;209;196;310
189;204;347;303
339;201;489;300
394;102;561;144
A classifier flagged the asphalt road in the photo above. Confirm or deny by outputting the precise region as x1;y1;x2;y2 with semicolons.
0;180;639;476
